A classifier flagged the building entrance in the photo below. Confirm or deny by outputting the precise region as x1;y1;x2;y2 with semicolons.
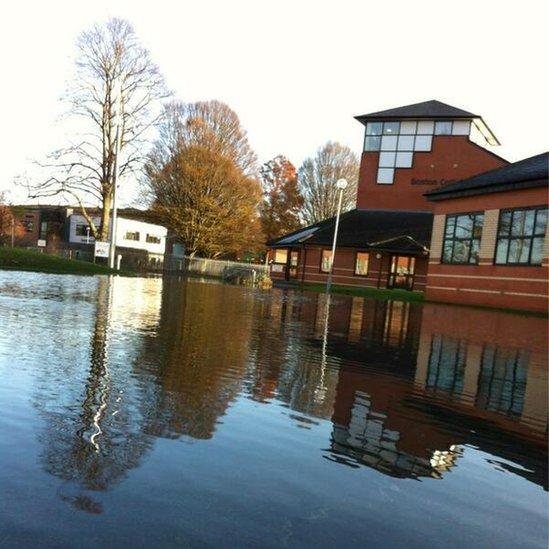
388;256;416;290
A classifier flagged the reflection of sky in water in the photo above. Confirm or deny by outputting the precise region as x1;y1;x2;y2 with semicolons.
0;272;546;548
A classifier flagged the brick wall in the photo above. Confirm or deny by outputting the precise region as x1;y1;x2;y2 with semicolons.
356;137;507;211
426;186;548;312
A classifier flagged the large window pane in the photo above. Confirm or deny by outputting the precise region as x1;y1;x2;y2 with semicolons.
495;240;509;264
414;135;432;151
508;239;522;263
355;252;369;276
498;211;512;236
455;215;474;238
366;122;383;135
321;249;332;272
380;135;398;151
535;209;547;234
443;241;453;262
453;240;470;263
274;249;288;264
397;135;415;151
510;210;526;236
442;213;484;264
379;151;396;167
395;152;413;168
417;121;434;134
452;121;470;135
435;121;453;135
400;121;417;135
383;122;400;135
531;237;544;264
364;136;381;151
377;168;394;184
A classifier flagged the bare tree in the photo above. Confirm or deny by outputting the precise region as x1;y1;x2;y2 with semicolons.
27;18;168;240
152;100;257;176
298;142;359;225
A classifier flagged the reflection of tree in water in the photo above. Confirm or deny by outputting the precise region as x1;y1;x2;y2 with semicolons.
139;278;255;440
34;276;155;512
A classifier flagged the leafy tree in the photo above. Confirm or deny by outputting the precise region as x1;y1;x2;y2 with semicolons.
298;142;359;224
259;156;303;242
27;18;168;241
144;101;263;258
0;193;25;246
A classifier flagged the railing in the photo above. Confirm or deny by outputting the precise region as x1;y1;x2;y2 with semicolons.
165;255;270;286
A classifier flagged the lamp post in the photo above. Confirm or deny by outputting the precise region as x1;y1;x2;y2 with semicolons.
108;80;123;270
326;178;348;293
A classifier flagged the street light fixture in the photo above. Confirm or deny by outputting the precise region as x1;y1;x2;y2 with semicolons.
326;178;348;293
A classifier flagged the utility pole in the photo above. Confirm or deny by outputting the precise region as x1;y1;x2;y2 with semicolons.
109;80;123;270
326;179;348;293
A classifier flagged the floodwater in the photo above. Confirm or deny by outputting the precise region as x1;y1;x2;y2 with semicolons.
0;272;547;548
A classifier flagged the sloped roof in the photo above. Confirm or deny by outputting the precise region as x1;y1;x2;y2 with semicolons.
355;100;478;122
426;152;548;201
268;209;433;253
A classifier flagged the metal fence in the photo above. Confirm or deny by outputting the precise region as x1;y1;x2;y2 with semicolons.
166;255;269;279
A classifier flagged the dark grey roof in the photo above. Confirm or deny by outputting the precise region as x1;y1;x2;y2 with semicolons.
355;100;478;122
426;152;548;201
268;209;433;253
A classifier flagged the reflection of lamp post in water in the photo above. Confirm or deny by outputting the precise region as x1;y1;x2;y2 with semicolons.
326;178;348;293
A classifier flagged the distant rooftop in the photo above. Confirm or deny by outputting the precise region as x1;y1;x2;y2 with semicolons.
355;100;500;145
426;152;548;201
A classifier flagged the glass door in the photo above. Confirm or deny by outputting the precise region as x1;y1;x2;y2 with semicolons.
388;256;415;290
287;250;299;280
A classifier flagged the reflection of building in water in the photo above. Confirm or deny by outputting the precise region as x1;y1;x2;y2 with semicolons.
329;390;460;479
416;304;548;437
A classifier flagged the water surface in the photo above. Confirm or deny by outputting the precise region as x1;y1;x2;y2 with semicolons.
0;272;547;548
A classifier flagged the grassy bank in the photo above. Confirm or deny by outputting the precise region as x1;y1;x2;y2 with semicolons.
0;247;128;276
298;282;424;302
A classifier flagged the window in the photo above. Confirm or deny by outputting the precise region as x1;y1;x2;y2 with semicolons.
380;135;398;151
24;215;34;233
377;168;394;184
413;135;432;151
355;252;369;276
400;121;417;135
442;212;484;264
366;122;383;135
495;206;547;265
39;221;48;240
320;249;332;272
397;135;414;151
124;231;140;241
274;249;288;264
379;151;396;167
146;234;161;244
75;224;89;236
434;121;453;135
417;120;434;135
383;121;400;134
364;136;381;151
452;120;470;135
395;152;413;168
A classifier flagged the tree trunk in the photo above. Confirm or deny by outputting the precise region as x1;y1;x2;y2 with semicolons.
99;193;112;242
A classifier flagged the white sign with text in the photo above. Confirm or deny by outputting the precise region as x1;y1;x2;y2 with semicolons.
94;241;110;258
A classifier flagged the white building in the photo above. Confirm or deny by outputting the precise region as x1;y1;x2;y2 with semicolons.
69;214;167;257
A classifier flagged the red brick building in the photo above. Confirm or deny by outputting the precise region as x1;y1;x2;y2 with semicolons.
425;153;548;312
268;100;508;295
